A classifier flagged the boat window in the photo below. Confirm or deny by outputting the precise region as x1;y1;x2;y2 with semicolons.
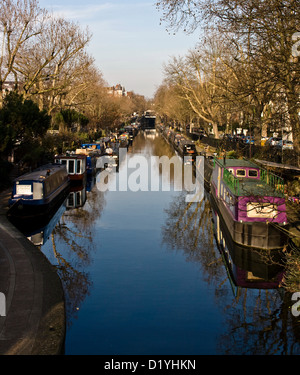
247;202;277;218
68;160;75;174
16;183;32;196
76;192;81;206
33;182;43;199
61;160;67;166
228;168;234;175
236;169;246;177
68;193;74;207
248;169;258;177
77;160;81;173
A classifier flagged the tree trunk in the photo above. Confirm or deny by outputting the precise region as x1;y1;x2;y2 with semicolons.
286;92;300;167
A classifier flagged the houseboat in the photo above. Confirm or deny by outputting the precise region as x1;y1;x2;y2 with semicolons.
75;148;98;176
81;142;102;153
8;163;69;219
54;153;87;182
177;139;197;165
210;158;288;249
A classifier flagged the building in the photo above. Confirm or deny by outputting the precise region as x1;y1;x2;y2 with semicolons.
107;84;127;97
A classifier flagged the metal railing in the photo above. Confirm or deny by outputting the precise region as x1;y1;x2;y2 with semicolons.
260;168;285;195
223;168;240;195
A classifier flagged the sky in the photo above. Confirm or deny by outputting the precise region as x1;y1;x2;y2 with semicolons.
38;0;201;98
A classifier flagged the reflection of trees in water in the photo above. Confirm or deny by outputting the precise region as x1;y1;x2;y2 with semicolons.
162;192;224;284
50;183;106;326
162;191;300;354
217;290;300;354
132;131;174;159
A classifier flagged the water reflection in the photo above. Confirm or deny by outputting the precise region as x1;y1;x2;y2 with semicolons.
212;202;284;292
162;186;300;354
13;175;107;326
49;178;106;325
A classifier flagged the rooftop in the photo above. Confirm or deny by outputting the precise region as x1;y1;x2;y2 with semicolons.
217;158;259;168
15;164;65;183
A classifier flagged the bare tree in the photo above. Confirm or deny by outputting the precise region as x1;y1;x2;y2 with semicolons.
157;0;300;164
14;14;92;114
0;0;48;104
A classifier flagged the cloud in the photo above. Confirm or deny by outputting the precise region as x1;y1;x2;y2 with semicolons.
51;2;114;21
50;1;154;22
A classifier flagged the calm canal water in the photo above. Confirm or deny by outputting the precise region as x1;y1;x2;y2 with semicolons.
27;131;300;354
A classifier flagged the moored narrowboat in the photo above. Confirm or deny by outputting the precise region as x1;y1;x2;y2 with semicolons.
177;139;197;165
8;163;69;219
210;158;288;249
54;153;87;181
75;148;98;176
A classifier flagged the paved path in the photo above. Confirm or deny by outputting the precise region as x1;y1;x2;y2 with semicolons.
0;189;65;355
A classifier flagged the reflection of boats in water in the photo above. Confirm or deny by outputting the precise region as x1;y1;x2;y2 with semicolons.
22;202;66;246
211;197;284;293
67;183;87;209
210;158;288;250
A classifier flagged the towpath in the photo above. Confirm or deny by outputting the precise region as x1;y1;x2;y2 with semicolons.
0;188;65;355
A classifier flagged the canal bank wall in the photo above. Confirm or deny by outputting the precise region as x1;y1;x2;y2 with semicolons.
0;188;66;355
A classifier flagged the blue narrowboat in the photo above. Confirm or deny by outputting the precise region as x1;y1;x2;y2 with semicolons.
8;164;69;219
75;149;98;176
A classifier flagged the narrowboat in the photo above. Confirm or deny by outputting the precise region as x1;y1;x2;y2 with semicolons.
54;153;87;181
118;133;129;148
177;139;197;165
210;158;288;249
8;163;69;219
75;149;98;176
81;142;102;152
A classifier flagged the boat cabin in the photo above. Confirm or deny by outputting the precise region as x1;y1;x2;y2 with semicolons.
54;153;87;181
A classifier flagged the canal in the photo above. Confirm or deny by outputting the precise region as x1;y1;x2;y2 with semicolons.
20;131;300;354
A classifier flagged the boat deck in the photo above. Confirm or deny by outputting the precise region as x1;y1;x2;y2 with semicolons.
217;158;285;197
232;178;284;197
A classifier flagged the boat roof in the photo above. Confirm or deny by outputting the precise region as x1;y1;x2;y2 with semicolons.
55;153;86;159
218;158;259;168
14;164;66;183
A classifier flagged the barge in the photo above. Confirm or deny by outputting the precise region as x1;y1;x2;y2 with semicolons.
8;163;69;219
210;158;288;249
54;153;87;182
